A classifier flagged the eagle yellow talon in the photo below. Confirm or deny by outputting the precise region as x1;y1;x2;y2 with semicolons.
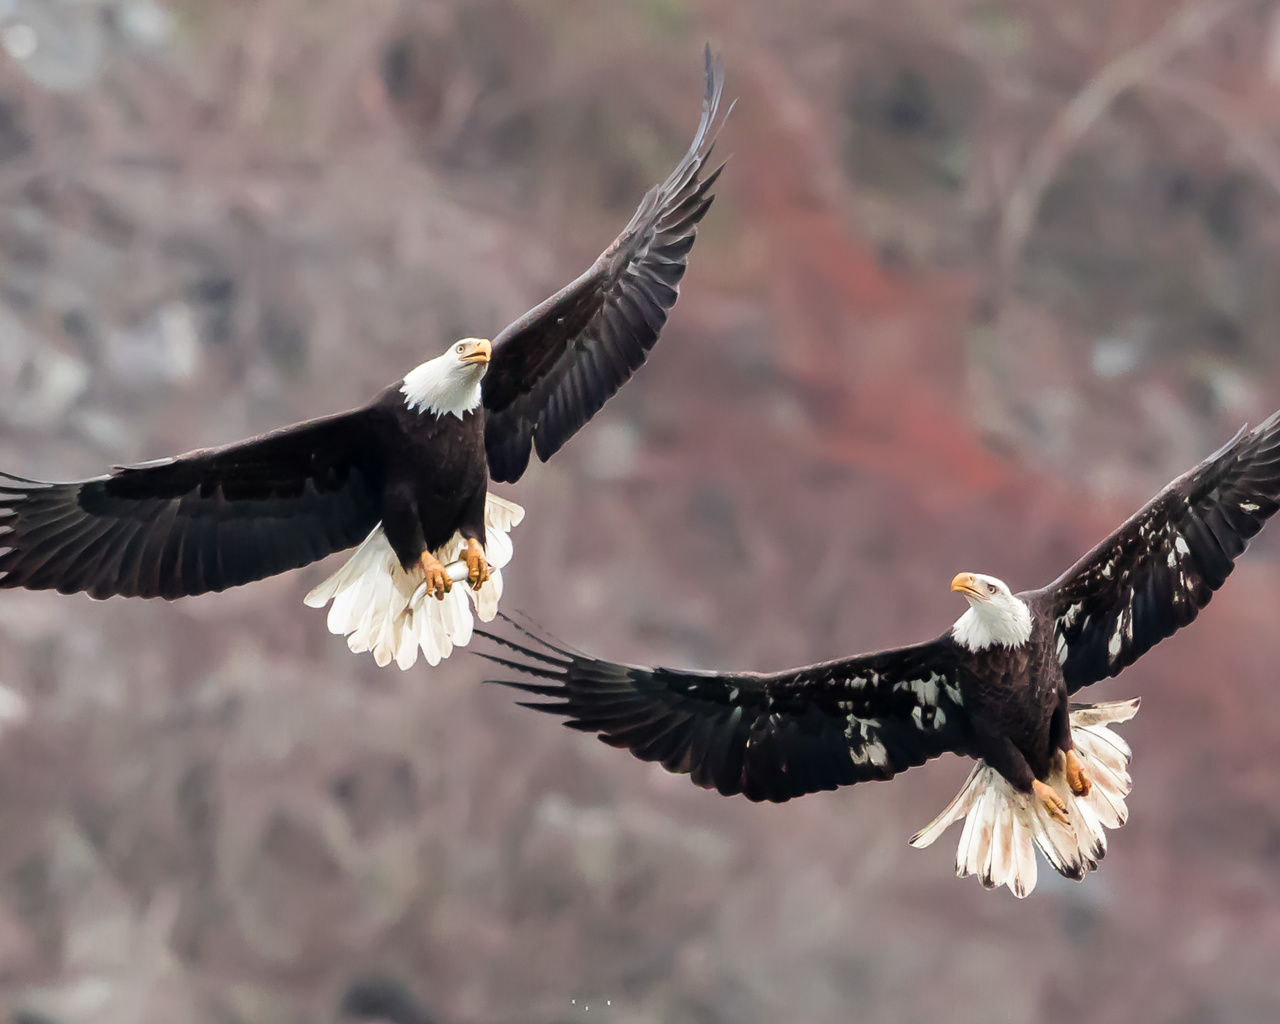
1033;779;1069;822
1065;750;1091;797
465;537;490;591
417;552;451;600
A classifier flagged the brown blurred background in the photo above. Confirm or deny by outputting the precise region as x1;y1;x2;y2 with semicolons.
2;1;1280;1021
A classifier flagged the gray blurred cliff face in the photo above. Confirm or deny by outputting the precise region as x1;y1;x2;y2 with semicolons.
3;3;1280;1024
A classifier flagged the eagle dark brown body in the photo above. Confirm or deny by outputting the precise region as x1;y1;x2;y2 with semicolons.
956;612;1069;789
371;389;488;569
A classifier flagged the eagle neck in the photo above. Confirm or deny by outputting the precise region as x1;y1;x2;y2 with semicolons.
951;597;1033;652
401;358;484;421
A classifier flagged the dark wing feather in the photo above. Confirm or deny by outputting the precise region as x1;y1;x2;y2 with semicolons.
1033;412;1280;693
476;618;970;803
482;47;728;482
0;409;386;599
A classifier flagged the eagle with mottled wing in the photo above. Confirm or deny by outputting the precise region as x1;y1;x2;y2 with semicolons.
481;411;1280;897
482;622;969;802
1036;420;1280;691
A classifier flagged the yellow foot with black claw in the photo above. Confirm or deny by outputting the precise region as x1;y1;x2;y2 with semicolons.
417;551;451;600
465;537;490;591
1033;778;1069;823
1064;750;1091;797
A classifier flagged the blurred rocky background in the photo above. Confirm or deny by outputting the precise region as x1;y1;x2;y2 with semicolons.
2;0;1280;1021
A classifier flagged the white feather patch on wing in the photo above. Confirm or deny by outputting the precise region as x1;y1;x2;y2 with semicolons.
303;494;525;669
909;698;1139;898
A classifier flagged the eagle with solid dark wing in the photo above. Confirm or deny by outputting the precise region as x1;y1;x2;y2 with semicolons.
480;410;1280;896
482;51;727;483
0;49;728;670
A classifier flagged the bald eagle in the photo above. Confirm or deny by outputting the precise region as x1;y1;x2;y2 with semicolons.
0;50;727;670
480;411;1280;896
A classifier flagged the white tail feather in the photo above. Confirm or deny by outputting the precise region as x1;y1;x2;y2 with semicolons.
303;494;525;669
909;698;1139;897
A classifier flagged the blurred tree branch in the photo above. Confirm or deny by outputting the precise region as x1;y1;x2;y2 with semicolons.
995;0;1254;302
1145;71;1280;199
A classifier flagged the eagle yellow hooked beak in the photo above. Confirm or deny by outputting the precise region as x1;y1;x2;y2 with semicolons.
950;573;985;600
460;338;492;365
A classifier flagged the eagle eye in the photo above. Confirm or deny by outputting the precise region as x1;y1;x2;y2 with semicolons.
456;343;465;353
986;582;997;594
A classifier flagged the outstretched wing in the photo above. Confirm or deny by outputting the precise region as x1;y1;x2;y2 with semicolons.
477;619;970;803
482;47;728;483
0;409;387;600
1034;412;1280;693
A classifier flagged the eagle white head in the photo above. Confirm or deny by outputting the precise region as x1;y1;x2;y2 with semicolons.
401;338;491;419
949;572;1033;651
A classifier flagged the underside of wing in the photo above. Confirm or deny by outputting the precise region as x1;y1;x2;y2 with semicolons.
476;617;970;803
1039;411;1280;692
482;47;728;483
0;409;386;600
